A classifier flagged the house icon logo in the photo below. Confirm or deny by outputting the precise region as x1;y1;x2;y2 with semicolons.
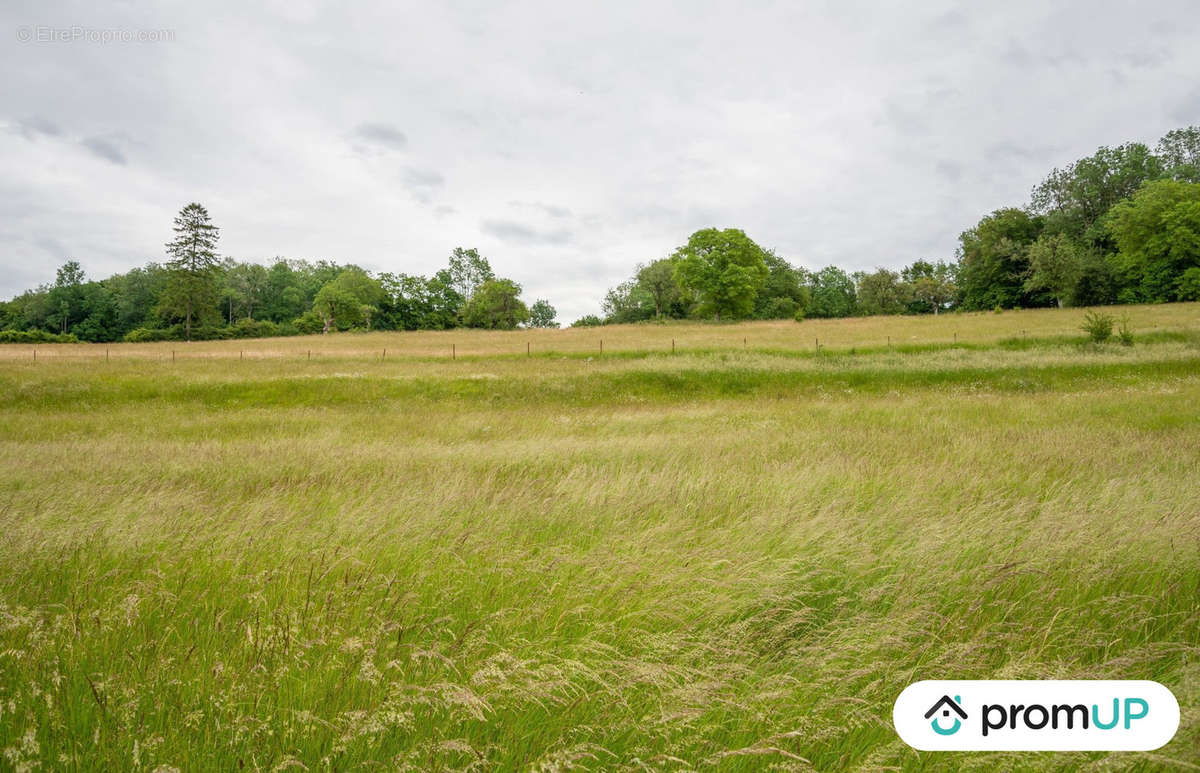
924;694;967;735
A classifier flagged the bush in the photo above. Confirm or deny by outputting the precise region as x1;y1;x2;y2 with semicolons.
190;326;233;341
0;329;78;343
294;311;324;335
571;315;604;327
123;327;174;342
1117;316;1134;346
757;296;798;320
231;318;280;339
1179;267;1200;301
1080;310;1115;343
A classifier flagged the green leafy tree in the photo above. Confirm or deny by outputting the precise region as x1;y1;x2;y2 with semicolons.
8;288;52;332
105;263;168;334
636;259;681;318
72;283;120;342
226;262;270;320
807;266;857;318
446;248;495;302
311;284;359;334
754;251;807;319
1070;251;1119;307
527;299;558;328
956;208;1042;310
463;278;529;329
380;272;434;330
910;275;957;315
258;260;301;322
1156;126;1200;183
426;270;466;329
311;268;386;333
1106;179;1200;302
1178;267;1200;300
47;260;86;333
855;268;908;316
901;260;957;314
1024;233;1084;307
159;203;222;340
672;228;769;320
602;279;654;323
1030;143;1164;245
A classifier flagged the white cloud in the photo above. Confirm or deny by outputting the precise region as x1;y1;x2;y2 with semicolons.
1;0;1198;321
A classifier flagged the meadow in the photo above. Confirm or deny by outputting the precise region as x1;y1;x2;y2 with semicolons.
1;303;1198;771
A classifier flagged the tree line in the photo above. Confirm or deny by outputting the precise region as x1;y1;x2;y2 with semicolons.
2;125;1197;342
582;124;1200;326
0;204;558;342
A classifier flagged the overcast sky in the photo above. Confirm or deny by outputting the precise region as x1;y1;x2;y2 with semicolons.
2;1;1198;321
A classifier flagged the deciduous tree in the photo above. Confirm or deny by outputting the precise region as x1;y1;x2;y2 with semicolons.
1106;179;1200;302
463;278;529;329
636;259;680;318
527;299;558;328
672;228;768;320
1025;233;1084;307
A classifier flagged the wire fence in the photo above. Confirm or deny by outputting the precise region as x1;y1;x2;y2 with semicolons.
0;327;1097;364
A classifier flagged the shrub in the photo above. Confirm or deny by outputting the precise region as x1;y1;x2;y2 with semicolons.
231;318;280;339
191;326;235;341
123;327;173;342
1117;316;1135;346
757;296;798;320
0;329;78;343
571;315;604;327
1081;310;1114;343
294;311;324;335
1179;267;1200;301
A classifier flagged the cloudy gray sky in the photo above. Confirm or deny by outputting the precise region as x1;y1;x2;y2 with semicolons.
2;1;1198;322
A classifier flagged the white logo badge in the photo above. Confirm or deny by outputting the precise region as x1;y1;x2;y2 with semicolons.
894;680;1179;751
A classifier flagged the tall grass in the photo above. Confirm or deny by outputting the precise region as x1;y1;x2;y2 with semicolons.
0;308;1198;770
2;301;1198;362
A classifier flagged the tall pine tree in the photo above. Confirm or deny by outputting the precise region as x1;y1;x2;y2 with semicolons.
160;203;221;340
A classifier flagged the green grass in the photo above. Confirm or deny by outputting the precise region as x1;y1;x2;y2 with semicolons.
1;314;1199;770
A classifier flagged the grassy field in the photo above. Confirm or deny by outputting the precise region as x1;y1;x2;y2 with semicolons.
4;302;1199;362
1;303;1199;771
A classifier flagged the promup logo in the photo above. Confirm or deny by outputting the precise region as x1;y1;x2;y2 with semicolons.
894;680;1179;751
924;695;967;735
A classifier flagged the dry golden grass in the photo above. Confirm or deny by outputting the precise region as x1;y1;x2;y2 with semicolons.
2;301;1197;361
